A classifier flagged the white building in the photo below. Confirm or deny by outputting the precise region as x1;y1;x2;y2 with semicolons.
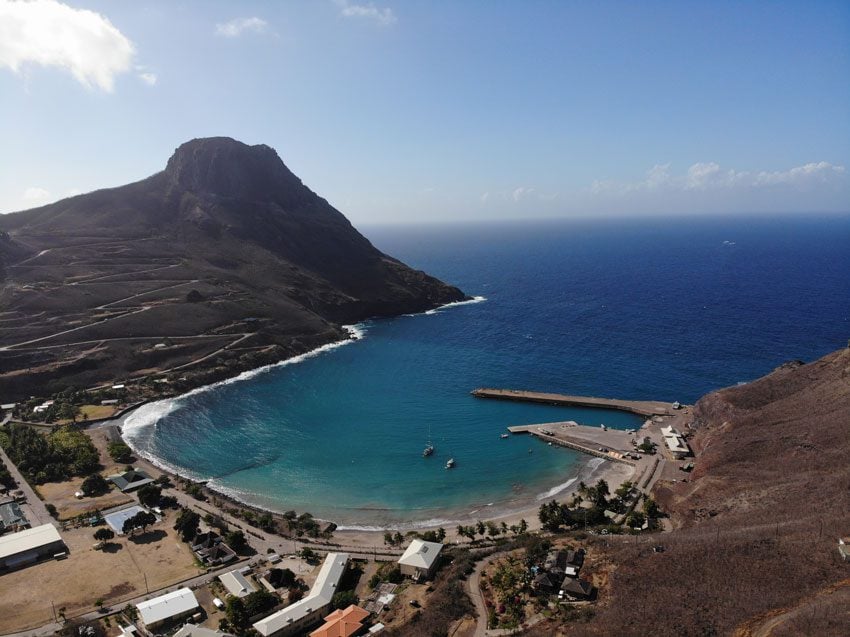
0;523;65;571
253;553;349;637
661;426;690;459
397;539;443;580
136;588;199;630
219;569;257;598
174;625;233;637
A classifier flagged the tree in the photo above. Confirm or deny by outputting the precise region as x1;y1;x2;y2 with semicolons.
81;473;109;497
243;590;279;617
174;509;200;542
225;597;249;629
94;528;115;542
626;511;646;528
133;511;156;534
268;567;296;588
384;531;394;546
393;531;404;546
107;441;133;464
122;517;137;537
225;529;247;552
257;512;275;532
137;484;162;508
331;590;358;610
643;497;659;518
476;520;485;536
436;527;446;542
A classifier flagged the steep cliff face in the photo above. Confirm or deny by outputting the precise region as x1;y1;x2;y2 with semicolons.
0;138;466;397
537;347;850;637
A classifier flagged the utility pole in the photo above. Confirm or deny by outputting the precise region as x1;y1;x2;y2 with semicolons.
144;572;149;594
51;600;57;622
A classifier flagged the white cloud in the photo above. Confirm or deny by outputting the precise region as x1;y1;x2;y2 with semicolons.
480;192;490;203
138;71;156;86
0;0;135;92
591;161;847;197
512;186;535;201
755;162;845;186
644;163;672;190
23;186;52;203
215;16;268;38
335;0;396;26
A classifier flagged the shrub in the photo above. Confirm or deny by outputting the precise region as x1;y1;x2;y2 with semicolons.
81;473;109;497
107;441;133;464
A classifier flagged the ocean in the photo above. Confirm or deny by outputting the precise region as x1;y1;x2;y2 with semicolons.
123;214;850;528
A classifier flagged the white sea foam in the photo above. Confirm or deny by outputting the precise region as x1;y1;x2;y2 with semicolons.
337;517;458;532
424;295;487;315
536;476;578;500
121;324;367;466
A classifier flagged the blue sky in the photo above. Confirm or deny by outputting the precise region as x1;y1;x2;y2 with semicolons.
1;0;848;223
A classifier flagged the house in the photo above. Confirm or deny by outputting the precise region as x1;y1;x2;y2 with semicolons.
136;588;199;630
254;553;350;637
559;577;593;601
0;523;65;571
531;572;559;594
219;569;257;598
543;548;584;578
108;469;154;492
191;531;237;566
563;549;585;569
397;539;443;580
310;604;370;637
0;500;29;532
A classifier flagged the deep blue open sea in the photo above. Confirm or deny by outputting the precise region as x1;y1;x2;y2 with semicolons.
124;214;850;528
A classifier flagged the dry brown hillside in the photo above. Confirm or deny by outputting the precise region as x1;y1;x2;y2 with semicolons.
528;347;850;637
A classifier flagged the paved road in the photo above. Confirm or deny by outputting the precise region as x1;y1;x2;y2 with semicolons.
0;443;55;528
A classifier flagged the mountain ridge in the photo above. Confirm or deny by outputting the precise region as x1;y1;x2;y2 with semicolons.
0;137;466;399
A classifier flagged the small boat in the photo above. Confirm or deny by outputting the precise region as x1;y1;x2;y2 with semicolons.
445;458;456;469
423;424;434;457
500;433;509;439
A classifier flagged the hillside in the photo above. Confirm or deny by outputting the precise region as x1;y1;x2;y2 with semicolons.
529;347;850;636
0;138;465;400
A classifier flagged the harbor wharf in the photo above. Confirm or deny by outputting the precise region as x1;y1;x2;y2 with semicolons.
506;420;672;497
471;388;675;417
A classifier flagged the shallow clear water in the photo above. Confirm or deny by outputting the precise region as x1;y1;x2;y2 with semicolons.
124;214;850;527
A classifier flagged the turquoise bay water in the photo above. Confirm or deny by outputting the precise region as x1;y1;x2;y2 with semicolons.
124;215;850;527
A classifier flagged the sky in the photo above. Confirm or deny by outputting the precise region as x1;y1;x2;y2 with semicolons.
1;0;849;224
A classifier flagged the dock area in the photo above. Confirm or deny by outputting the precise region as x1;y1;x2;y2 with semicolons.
508;421;642;465
508;420;670;496
472;388;676;417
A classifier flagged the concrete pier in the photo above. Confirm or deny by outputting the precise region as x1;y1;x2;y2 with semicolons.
472;388;677;417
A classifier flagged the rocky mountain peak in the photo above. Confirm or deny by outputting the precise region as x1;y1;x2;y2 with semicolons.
164;136;305;201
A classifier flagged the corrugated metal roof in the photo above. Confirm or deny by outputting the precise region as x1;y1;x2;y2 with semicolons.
0;523;62;560
136;588;198;626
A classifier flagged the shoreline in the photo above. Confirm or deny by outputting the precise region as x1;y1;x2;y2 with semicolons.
115;395;635;542
107;292;641;541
